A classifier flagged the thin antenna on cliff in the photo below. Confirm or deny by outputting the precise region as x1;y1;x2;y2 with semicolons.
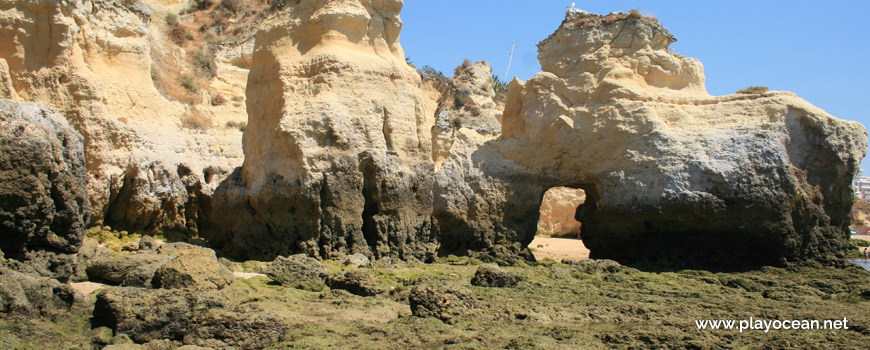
504;41;517;80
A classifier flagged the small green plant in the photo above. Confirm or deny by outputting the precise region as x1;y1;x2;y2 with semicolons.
165;13;179;26
193;0;214;11
491;74;508;94
179;75;199;92
220;0;242;13
194;50;216;75
737;86;769;94
454;59;472;76
211;92;226;106
405;57;416;69
629;9;642;19
181;110;212;130
451;118;462;129
226;120;247;131
419;65;449;85
851;238;870;247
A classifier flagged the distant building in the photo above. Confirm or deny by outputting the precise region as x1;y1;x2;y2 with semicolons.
855;170;870;200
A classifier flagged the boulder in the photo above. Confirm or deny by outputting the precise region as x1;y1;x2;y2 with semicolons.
470;264;520;288
327;269;384;296
138;235;159;251
0;266;81;317
0;99;90;259
87;254;174;287
265;254;328;291
151;253;235;290
343;253;371;268
93;287;287;349
409;284;475;324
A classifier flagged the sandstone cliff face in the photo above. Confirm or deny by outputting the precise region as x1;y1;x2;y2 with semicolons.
0;0;248;237
212;0;439;260
499;12;867;266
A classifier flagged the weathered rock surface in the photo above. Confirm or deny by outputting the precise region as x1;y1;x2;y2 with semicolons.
0;99;90;259
470;264;520;288
152;253;235;290
537;187;586;237
87;242;232;289
0;0;247;238
93;287;288;349
0;265;81;317
210;0;440;261
498;11;868;266
266;254;328;291
409;284;475;324
87;254;174;287
343;253;371;267
327;269;384;296
428;61;536;261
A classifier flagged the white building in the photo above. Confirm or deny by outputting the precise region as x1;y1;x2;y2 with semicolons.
855;170;870;200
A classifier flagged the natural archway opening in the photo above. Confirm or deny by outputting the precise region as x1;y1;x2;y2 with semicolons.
529;187;589;261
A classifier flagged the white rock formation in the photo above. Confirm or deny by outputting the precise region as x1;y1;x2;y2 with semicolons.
211;0;439;260
498;12;867;266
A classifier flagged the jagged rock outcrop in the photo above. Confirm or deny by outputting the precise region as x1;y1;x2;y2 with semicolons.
0;98;90;260
211;0;439;260
537;187;586;237
498;11;868;266
428;61;537;261
0;0;248;238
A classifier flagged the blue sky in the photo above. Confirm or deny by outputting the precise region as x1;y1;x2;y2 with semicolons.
401;0;870;172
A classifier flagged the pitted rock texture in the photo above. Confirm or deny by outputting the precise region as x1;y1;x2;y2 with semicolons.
0;99;90;259
498;11;868;266
266;254;329;291
211;0;439;261
93;287;289;349
0;0;247;238
409;284;475;324
0;265;81;317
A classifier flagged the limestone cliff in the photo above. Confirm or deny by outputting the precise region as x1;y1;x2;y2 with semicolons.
499;11;867;266
0;0;250;238
211;0;439;260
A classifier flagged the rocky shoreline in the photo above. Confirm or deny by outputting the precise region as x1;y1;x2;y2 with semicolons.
1;1;868;348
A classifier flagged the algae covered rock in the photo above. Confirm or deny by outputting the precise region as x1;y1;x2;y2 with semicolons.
343;254;371;268
93;287;288;349
151;253;235;290
87;254;174;287
470;264;520;288
266;254;329;291
409;284;475;324
0;266;80;317
328;269;384;296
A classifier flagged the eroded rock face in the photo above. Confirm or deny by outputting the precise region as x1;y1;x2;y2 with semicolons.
212;0;438;260
0;0;246;238
499;12;868;266
0;99;90;259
